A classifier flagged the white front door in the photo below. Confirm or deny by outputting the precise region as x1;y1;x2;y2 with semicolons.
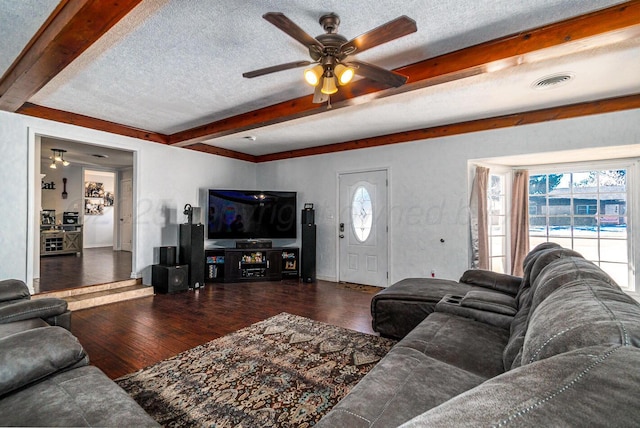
120;178;133;252
338;169;388;286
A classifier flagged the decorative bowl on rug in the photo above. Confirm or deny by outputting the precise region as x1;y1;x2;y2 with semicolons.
116;312;395;427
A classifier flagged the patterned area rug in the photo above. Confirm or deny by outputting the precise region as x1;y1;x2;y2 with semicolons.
116;313;395;427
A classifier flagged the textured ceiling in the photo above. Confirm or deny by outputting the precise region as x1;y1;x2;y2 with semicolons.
2;0;639;158
0;0;59;78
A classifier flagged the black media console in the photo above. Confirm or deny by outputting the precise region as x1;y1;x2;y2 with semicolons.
205;247;299;283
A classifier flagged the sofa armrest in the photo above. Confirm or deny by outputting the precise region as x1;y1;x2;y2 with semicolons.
458;270;522;296
461;290;517;316
0;298;68;325
435;294;514;329
0;326;89;396
44;310;72;330
0;279;30;303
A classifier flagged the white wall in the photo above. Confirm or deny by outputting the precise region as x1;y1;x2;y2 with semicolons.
0;110;256;291
257;109;640;285
2;108;639;292
40;162;83;216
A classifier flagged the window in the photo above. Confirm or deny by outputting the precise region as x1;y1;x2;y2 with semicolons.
529;169;630;288
351;186;373;242
488;173;507;273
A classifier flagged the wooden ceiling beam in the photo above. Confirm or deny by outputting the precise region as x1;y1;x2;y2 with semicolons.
17;102;168;144
182;143;258;163
255;94;640;163
174;0;640;146
7;1;640;164
0;0;143;111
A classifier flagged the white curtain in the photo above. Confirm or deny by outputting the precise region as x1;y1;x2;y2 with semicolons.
469;166;490;270
510;170;530;276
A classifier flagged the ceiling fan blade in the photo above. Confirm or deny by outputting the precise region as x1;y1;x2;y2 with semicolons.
348;60;408;87
243;60;312;78
340;16;417;55
263;12;324;52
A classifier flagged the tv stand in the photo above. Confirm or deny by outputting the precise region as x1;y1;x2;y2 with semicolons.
205;247;299;283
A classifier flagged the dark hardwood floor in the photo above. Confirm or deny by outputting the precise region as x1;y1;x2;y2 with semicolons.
35;247;132;293
70;280;379;380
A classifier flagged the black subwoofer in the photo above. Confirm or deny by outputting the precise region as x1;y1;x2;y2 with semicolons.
152;264;189;294
159;246;177;266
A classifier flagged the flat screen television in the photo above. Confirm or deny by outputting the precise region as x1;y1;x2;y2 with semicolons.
207;190;297;239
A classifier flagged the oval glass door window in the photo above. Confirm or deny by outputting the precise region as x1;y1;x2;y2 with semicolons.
352;186;373;242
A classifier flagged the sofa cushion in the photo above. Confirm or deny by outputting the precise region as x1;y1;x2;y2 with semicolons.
0;365;159;427
399;312;509;378
371;278;473;339
503;248;585;370
315;346;485;428
515;242;562;299
526;248;584;295
458;270;521;296
0;326;88;396
0;279;30;302
0;318;49;340
522;278;640;365
460;290;517;315
0;297;68;324
529;256;618;316
399;345;640;428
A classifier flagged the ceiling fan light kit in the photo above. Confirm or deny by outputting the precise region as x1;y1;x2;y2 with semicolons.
243;12;417;103
304;64;324;86
321;74;338;95
335;64;354;85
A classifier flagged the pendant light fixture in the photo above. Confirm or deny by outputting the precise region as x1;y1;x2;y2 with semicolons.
50;149;70;168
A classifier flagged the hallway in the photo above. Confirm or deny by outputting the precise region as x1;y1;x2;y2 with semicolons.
35;247;132;293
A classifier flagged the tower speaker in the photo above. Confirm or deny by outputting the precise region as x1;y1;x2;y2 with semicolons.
159;246;176;266
179;223;205;288
152;264;189;294
301;223;316;283
301;208;315;225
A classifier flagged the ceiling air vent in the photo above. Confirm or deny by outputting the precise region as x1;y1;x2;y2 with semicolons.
91;154;109;158
531;73;574;90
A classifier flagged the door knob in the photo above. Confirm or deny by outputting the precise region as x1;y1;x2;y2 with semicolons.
339;234;345;238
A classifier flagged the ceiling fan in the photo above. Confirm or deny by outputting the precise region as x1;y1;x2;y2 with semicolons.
243;12;417;103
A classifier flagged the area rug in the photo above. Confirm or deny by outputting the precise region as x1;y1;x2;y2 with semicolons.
116;313;396;427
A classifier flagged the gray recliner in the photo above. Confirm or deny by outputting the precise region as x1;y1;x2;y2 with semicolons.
0;279;71;331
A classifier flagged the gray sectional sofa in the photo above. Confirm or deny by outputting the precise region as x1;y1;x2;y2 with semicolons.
317;244;640;427
0;279;158;427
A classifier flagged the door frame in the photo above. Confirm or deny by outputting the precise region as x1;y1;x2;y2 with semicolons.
27;127;139;292
336;167;391;286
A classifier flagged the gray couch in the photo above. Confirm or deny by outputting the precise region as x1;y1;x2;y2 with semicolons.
0;279;158;427
317;244;640;427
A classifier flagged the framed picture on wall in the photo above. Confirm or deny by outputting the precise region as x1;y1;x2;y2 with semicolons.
85;197;104;215
85;181;105;198
104;191;115;206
